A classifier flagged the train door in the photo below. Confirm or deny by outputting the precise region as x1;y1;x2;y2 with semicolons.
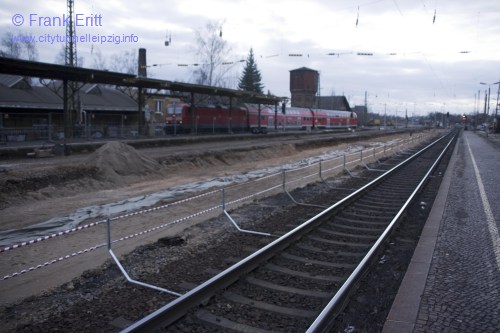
268;116;274;128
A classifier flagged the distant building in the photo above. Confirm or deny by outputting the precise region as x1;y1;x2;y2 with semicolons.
316;96;352;111
289;67;319;108
353;105;368;126
143;93;180;135
0;74;138;142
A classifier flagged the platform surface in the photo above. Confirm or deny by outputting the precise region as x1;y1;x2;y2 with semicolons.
383;130;500;333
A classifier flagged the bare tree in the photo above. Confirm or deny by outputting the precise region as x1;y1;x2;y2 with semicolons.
109;49;137;74
54;46;84;67
1;31;22;58
1;30;38;60
24;41;38;61
91;47;107;70
192;20;234;87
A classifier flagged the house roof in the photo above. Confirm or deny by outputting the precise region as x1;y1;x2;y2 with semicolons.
0;74;27;88
290;67;318;73
78;83;137;111
353;105;367;112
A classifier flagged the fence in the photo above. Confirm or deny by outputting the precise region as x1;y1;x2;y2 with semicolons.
1;133;430;287
0;109;170;143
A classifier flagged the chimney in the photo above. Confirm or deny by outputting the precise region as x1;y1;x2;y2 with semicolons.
138;48;147;78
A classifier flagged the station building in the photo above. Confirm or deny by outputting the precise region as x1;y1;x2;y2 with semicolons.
0;74;178;142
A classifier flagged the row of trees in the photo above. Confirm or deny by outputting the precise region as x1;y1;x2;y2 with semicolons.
0;21;267;95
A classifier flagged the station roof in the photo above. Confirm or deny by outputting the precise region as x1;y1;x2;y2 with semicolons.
0;57;282;105
0;57;134;85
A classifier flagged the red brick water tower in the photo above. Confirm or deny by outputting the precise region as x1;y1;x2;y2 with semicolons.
289;67;319;108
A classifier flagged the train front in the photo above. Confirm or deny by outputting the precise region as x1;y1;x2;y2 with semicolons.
165;102;186;135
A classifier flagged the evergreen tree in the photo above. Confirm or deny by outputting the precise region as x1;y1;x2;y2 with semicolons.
238;48;264;94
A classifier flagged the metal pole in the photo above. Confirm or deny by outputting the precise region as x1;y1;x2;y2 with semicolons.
282;170;286;190
138;88;143;136
48;112;52;141
229;97;233;133
258;103;261;132
222;188;225;211
63;79;70;140
121;114;124;138
487;87;491;137
495;82;500;132
384;104;387;129
190;92;195;135
274;102;278;131
483;90;488;127
487;86;491;116
173;114;177;136
106;217;111;250
476;90;480;129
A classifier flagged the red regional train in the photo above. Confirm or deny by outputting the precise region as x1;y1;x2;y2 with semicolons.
165;103;357;134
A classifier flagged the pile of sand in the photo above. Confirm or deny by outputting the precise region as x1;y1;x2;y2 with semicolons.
86;142;160;182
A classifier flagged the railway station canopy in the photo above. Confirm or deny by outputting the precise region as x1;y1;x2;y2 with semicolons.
0;57;282;105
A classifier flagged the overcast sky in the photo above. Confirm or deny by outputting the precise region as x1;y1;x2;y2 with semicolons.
2;0;500;116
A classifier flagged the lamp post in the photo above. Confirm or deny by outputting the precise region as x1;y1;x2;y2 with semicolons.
384;103;387;130
480;81;500;132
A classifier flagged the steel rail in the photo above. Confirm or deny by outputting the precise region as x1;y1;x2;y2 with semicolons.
121;131;453;333
306;130;458;333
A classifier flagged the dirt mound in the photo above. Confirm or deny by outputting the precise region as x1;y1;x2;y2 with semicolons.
86;141;160;182
159;143;299;172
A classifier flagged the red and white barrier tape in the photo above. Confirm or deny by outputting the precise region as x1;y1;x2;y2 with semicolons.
1;204;221;281
1;243;106;281
1;189;219;254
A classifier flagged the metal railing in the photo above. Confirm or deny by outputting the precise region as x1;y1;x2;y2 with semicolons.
1;133;429;284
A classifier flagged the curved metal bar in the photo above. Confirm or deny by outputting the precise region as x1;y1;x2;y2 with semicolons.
283;170;328;209
222;188;275;237
106;218;183;297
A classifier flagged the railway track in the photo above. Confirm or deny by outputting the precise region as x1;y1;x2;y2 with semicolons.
109;129;457;332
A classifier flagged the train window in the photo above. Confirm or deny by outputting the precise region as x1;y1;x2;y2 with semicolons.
167;105;183;115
